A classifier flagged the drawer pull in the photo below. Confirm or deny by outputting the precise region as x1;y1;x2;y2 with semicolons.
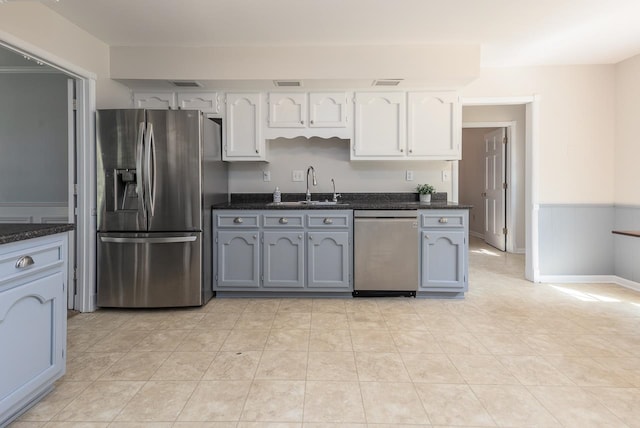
323;218;333;224
15;255;35;269
298;235;303;240
438;217;448;224
279;217;289;224
253;235;258;240
233;217;243;224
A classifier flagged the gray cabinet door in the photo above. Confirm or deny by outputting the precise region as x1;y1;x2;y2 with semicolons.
217;231;260;288
263;232;305;288
307;231;350;288
420;230;465;291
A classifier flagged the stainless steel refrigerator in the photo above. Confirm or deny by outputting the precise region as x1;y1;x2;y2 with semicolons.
96;109;228;308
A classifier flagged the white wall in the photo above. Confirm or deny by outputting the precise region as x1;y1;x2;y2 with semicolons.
461;65;616;204
0;2;130;108
615;53;640;205
229;138;452;195
0;73;68;203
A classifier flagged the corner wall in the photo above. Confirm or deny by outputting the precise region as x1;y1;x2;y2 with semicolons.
0;2;130;108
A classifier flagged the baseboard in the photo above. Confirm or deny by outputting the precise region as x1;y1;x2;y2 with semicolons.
513;247;525;254
536;275;640;292
469;230;484;239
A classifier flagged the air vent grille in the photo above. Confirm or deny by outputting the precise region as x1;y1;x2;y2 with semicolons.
274;80;303;87
170;81;202;88
372;79;403;87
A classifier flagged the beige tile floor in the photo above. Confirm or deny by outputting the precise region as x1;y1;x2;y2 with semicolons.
11;237;640;427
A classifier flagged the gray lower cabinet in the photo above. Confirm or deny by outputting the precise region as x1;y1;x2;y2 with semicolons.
217;230;261;288
307;231;350;288
419;210;468;295
0;233;68;427
213;210;352;293
263;231;305;288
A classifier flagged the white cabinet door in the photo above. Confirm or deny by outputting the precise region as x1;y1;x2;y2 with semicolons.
224;93;264;161
407;92;460;159
309;92;348;128
269;93;307;127
353;92;406;158
177;92;220;114
133;92;176;109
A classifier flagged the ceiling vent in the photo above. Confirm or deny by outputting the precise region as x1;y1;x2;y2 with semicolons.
274;80;303;87
170;80;202;88
372;79;404;87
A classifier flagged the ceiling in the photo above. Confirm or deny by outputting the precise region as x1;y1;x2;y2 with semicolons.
41;0;640;67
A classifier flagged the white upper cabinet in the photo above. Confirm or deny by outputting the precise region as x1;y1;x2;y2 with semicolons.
407;91;461;160
264;92;352;140
309;92;348;128
133;91;220;114
177;92;220;114
224;93;265;161
353;92;406;159
268;93;307;128
133;92;176;109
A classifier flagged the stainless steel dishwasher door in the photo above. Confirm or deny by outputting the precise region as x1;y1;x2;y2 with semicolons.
354;210;419;294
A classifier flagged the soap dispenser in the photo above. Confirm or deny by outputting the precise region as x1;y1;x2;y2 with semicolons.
273;186;281;203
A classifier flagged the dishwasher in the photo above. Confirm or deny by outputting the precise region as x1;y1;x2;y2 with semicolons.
353;210;419;296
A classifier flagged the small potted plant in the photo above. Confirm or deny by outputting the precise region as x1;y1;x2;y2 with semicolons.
416;183;435;203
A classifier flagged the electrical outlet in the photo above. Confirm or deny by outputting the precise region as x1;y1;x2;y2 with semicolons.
405;170;414;181
292;170;304;182
263;170;271;182
442;170;450;182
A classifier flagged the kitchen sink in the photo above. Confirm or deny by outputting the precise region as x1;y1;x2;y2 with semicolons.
267;201;349;207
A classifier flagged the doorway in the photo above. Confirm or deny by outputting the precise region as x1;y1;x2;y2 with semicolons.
0;41;93;310
460;126;510;252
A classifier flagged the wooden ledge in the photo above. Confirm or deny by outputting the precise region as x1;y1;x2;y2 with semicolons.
612;230;640;238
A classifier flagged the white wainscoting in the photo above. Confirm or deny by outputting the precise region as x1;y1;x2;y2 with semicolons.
0;203;69;224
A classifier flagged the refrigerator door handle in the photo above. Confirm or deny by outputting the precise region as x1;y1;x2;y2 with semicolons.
136;121;146;218
145;123;157;216
100;236;198;244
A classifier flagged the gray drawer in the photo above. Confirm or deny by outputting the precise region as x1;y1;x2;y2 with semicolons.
216;213;260;228
307;213;350;228
263;213;305;228
421;212;465;228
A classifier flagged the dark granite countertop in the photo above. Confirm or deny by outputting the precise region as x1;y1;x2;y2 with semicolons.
0;224;74;245
212;193;473;210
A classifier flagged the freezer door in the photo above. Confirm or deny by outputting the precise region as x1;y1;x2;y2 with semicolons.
146;110;202;231
96;109;147;231
97;232;202;307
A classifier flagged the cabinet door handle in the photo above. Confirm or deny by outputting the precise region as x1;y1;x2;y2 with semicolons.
424;235;430;240
439;217;448;224
255;149;259;154
298;235;303;240
309;235;313;240
279;217;289;224
300;120;304;125
400;148;404;153
233;217;243;224
15;255;35;269
310;120;314;124
253;234;258;240
323;218;333;224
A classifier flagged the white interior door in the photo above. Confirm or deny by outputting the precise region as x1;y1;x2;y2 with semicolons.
484;128;506;251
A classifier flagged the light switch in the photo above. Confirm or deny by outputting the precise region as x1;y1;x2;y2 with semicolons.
263;170;271;182
405;170;414;181
292;170;304;182
442;170;450;182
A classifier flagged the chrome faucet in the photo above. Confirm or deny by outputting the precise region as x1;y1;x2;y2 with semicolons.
306;166;317;202
331;178;341;202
